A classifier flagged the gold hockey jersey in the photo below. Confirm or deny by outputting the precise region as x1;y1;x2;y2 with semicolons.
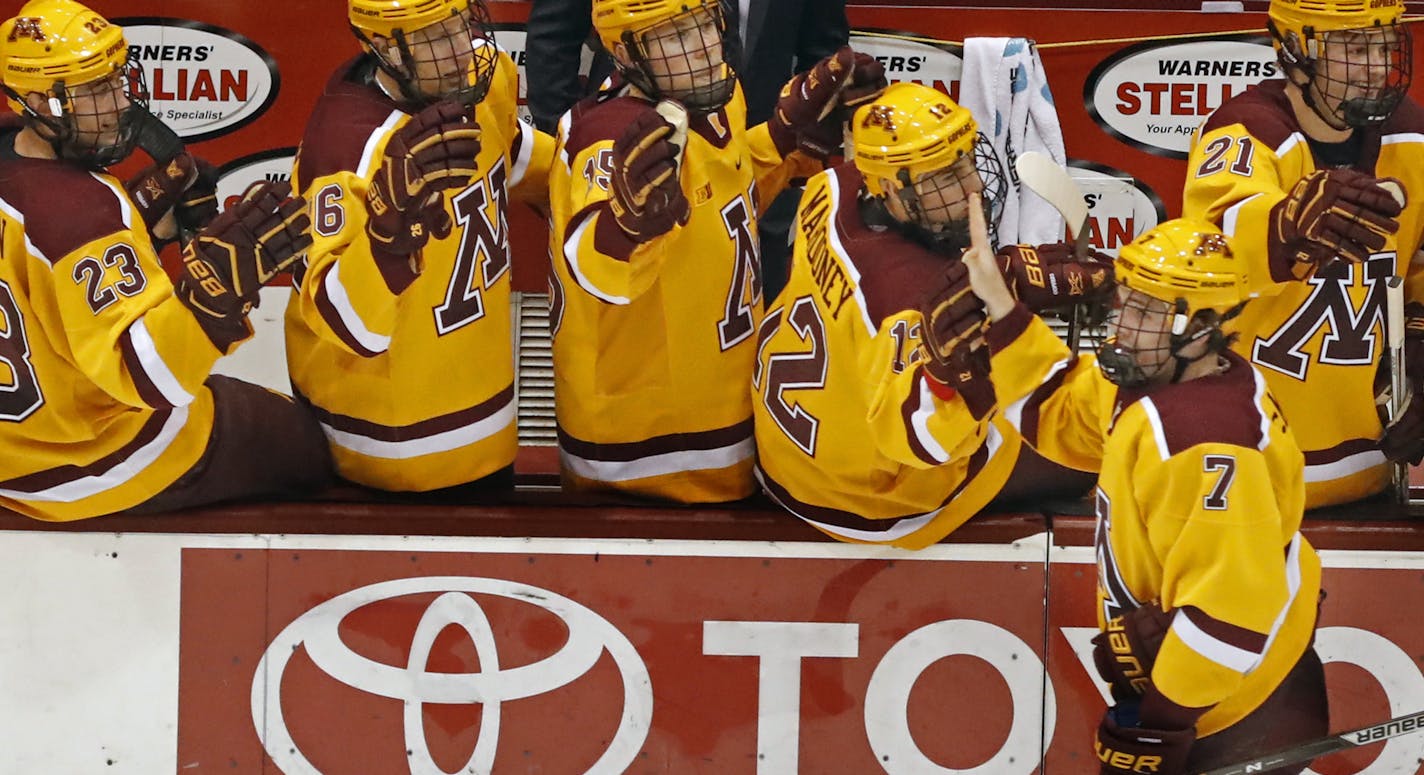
1183;80;1424;508
986;304;1320;737
0;134;223;520
752;164;1020;548
285;51;553;491
548;81;820;502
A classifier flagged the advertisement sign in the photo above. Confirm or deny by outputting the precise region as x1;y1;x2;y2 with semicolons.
117;18;281;142
849;30;963;101
179;543;1050;774
1068;160;1168;256
1085;36;1278;159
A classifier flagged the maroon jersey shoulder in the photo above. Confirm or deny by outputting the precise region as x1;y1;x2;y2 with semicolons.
1141;351;1271;457
820;164;956;329
295;56;406;186
563;94;660;160
0;145;130;264
1382;96;1424;135
1201;79;1299;150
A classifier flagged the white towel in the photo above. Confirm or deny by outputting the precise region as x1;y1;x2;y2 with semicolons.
958;37;1068;246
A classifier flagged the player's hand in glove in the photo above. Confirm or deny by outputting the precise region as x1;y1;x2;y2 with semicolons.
920;260;995;419
126;152;198;245
997;242;1115;314
1268;169;1402;279
174;157;221;242
769;46;886;160
607;107;690;243
366;100;481;292
1092;603;1174;699
176;181;312;352
1095;705;1194;775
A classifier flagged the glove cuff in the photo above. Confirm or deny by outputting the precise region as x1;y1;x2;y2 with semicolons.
367;235;421;296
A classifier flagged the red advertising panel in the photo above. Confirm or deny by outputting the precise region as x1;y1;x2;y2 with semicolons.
179;544;1050;773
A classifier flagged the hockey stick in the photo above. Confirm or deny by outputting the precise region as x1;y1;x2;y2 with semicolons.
1386;274;1412;504
1014;152;1090;351
1197;708;1424;775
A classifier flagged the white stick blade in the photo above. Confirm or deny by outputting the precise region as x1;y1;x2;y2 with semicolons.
1015;152;1089;240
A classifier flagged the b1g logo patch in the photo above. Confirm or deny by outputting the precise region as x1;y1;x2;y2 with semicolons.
114;18;280;142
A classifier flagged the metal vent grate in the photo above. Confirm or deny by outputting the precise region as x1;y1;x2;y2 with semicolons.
513;292;557;446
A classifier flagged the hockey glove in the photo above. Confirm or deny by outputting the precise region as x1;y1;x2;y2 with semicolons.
1092;603;1174;700
1095;707;1194;775
607;107;690;243
174;157;221;242
366;100;481;292
176;181;312;352
998;242;1115;314
1268;169;1402;278
769;46;875;160
125;152;198;244
920;260;995;419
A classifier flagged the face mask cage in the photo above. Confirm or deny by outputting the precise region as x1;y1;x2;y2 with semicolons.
1278;20;1412;128
620;3;736;113
1094;286;1241;387
360;0;498;107
891;132;1006;255
16;50;150;168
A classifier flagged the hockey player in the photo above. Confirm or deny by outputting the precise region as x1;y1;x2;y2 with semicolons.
0;0;329;520
547;0;885;502
752;82;1106;548
285;0;554;493
961;212;1325;774
1182;0;1424;508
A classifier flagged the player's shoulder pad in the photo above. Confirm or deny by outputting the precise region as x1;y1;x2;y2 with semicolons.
0;156;131;265
296;55;407;186
1199;79;1297;150
817;164;958;329
563;94;656;161
1132;352;1270;459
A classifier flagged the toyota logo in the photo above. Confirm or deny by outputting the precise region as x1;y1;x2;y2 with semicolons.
251;576;653;774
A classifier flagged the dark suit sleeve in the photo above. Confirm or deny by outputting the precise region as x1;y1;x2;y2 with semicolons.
793;0;849;73
525;0;595;133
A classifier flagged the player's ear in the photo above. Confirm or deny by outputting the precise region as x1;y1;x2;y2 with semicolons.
611;41;635;71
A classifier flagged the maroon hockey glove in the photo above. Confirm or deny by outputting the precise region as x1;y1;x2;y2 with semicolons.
366;100;481;291
997;242;1115;314
607;107;690;243
126;152;197;241
174;157;221;242
837;52;888;115
1095;708;1194;775
1092;603;1174;699
1269;169;1402;278
920;261;995;419
176;181;312;352
769;46;862;160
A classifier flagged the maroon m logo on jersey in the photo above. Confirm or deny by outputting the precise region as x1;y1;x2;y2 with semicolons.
1251;254;1394;380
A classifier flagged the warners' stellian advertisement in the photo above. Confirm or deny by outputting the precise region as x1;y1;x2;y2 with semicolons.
1085;35;1277;159
116;17;280;142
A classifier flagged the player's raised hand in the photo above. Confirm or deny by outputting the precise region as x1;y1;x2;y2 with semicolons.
1269;169;1402;277
997;241;1116;314
366;100;481;289
768;46;869;160
176;180;312;351
607;107;690;242
958;192;1016;321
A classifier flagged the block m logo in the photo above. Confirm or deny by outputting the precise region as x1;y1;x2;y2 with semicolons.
1252;254;1395;380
